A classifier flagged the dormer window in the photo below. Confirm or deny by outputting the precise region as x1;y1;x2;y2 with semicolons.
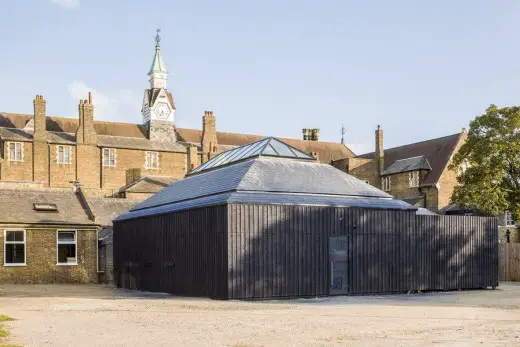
409;171;420;188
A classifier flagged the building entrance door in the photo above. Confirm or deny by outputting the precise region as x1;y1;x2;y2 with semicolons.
329;236;348;295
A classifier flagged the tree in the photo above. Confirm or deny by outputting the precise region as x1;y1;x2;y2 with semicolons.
450;104;520;218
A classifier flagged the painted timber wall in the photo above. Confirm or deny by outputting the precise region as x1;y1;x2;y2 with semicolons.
113;205;229;299
114;204;498;299
228;205;498;299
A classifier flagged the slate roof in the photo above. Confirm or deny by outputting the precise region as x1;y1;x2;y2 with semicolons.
357;132;464;186
145;89;175;108
0;189;96;226
118;176;176;194
87;197;141;227
117;191;415;221
0;113;354;162
382;155;431;175
401;196;425;207
134;156;392;212
189;137;315;175
118;138;415;221
97;135;186;152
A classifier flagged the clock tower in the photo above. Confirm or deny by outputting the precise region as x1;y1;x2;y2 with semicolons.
141;29;177;142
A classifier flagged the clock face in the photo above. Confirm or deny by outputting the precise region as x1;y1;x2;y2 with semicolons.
155;102;171;120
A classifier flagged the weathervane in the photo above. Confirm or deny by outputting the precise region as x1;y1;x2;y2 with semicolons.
155;28;161;46
340;124;346;144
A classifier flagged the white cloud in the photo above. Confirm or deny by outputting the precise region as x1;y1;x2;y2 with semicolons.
51;0;80;9
346;143;373;156
68;81;141;123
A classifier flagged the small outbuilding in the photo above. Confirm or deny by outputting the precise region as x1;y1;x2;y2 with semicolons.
114;138;499;299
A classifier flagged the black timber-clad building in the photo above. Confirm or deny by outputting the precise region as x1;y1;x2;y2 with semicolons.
114;137;499;299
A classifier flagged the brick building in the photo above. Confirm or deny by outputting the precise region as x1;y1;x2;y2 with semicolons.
0;32;353;198
333;126;468;212
0;187;99;284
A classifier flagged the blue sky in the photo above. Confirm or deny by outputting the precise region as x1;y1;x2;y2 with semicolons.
1;1;520;154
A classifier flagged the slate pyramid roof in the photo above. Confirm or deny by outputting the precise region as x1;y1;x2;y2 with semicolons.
115;138;415;222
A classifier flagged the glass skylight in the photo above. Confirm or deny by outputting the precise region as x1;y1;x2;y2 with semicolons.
189;137;315;175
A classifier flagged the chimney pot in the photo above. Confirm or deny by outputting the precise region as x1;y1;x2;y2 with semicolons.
88;92;92;104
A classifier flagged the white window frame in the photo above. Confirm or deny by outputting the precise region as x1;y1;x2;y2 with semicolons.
56;230;78;266
7;142;24;162
4;229;26;267
409;171;420;188
382;176;391;192
102;148;117;168
144;151;160;170
505;211;515;226
56;145;71;164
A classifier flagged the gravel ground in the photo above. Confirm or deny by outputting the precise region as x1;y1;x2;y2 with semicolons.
1;283;519;346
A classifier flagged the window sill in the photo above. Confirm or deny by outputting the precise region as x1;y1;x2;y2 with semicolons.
4;263;27;267
56;263;78;266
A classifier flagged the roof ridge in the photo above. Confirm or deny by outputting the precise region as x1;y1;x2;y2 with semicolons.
358;132;462;157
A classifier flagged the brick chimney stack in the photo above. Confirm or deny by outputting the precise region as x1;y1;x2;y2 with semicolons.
76;92;100;189
33;95;47;142
187;144;199;172
201;111;218;163
32;95;49;185
311;128;320;141
76;92;97;145
302;128;320;141
375;125;384;175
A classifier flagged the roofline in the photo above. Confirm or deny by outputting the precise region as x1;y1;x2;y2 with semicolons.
0;222;99;227
117;175;176;194
130;185;396;214
381;167;431;176
2;114;353;153
356;132;463;158
117;191;416;222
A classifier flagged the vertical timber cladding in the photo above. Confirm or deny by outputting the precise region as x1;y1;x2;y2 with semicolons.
228;204;336;299
113;205;229;299
228;204;499;299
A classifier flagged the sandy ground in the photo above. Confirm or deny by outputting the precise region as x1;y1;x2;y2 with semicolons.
0;284;519;347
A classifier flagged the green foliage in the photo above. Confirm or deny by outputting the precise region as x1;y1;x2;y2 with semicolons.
0;316;14;323
450;104;520;218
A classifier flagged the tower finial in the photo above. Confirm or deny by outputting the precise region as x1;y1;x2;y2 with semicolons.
340;124;346;144
155;28;161;47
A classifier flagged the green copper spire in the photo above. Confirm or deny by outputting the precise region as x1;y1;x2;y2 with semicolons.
149;28;168;75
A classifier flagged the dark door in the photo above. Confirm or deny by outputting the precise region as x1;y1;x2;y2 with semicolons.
329;236;348;295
